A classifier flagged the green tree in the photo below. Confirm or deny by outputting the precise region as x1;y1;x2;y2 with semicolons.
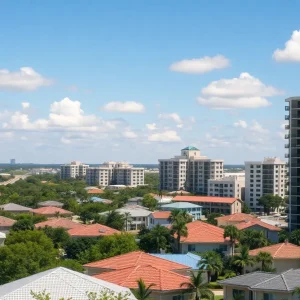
198;250;223;282
240;229;269;250
258;194;284;215
105;210;125;230
133;279;155;300
65;237;98;260
57;259;84;272
142;194;158;211
206;213;222;226
41;227;71;249
180;271;214;300
278;230;289;243
290;229;300;245
292;286;300;300
223;225;240;256
256;251;273;271
170;218;188;254
11;218;34;231
233;245;255;274
242;203;251;214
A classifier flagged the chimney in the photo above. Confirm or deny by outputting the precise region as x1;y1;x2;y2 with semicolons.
284;239;288;245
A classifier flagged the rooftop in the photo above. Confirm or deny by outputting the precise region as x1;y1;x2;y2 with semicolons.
161;202;202;209
87;188;104;194
151;211;171;219
0;216;16;227
31;206;73;216
37;200;64;207
182;146;199;151
235;218;281;231
35;218;84;230
0;203;31;212
216;213;256;222
173;196;239;204
68;223;120;237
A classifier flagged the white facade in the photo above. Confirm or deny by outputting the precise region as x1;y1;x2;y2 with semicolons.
60;161;89;179
86;161;144;187
245;157;286;212
208;175;245;200
159;146;224;194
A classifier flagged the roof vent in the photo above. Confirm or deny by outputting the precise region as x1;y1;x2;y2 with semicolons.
99;229;106;233
245;219;249;223
284;239;288;244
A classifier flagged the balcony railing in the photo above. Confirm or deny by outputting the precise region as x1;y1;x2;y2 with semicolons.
285;115;290;120
285;144;290;148
285;125;290;130
285;134;290;139
285;153;290;158
285;106;290;111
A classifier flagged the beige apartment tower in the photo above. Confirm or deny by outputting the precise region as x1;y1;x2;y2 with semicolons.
60;161;89;179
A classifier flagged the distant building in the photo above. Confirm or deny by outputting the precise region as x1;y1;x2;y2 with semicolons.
0;203;31;214
160;202;202;220
60;161;89;179
159;146;224;194
148;211;171;229
0;216;16;233
245;157;286;212
10;159;16;165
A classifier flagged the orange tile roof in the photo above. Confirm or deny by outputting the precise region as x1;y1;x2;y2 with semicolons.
173;195;238;204
151;211;171;219
93;265;190;291
249;242;300;259
88;189;104;194
0;216;16;227
68;223;120;237
35;218;84;230
180;221;229;244
234;219;281;231
31;206;73;216
84;251;189;270
216;213;256;222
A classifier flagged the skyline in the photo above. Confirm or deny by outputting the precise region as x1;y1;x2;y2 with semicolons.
1;1;300;164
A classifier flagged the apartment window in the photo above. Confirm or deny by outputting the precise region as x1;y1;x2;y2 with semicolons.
188;244;196;252
250;170;254;173
250;193;253;196
250;165;254;168
250;180;254;183
250;198;253;201
250;189;253;192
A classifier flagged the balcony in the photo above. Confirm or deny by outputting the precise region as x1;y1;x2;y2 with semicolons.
285;153;290;158
285;134;290;139
285;106;290;111
285;144;290;148
285;125;290;130
285;115;290;120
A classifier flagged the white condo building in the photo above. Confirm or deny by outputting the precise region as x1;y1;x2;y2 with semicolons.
208;175;245;200
60;161;89;179
159;146;224;194
86;161;144;187
245;157;286;212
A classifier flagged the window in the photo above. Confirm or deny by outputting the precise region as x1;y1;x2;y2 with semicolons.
219;245;227;252
188;244;196;252
263;294;275;300
172;296;184;300
233;290;245;299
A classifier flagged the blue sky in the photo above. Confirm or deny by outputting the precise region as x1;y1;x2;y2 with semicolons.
0;1;300;164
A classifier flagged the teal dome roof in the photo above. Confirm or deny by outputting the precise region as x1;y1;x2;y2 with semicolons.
181;146;199;151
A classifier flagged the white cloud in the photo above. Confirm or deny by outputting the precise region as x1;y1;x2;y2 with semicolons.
234;120;247;128
61;137;72;144
21;102;30;109
197;73;283;109
158;113;182;124
0;67;52;91
273;30;300;62
146;123;157;130
169;55;230;74
20;136;28;141
123;130;137;139
148;130;181;142
205;133;230;148
103;101;145;113
250;120;269;134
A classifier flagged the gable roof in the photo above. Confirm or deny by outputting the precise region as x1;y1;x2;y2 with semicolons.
151;211;171;219
234;218;281;231
84;251;189;270
216;213;256;222
35;218;84;230
0;203;31;212
94;265;190;291
87;188;104;194
173;196;239;204
0;267;136;300
180;221;228;244
161;202;202;209
30;206;73;216
249;242;300;259
68;223;120;237
0;216;16;227
37;200;64;207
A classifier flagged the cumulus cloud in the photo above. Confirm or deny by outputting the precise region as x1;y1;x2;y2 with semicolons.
234;120;247;128
21;102;30;109
146;123;157;130
0;67;52;91
250;120;269;134
273;30;300;62
122;130;137;139
148;130;181;142
169;55;230;74
158;113;182;124
197;73;283;109
103;101;145;113
205;133;230;148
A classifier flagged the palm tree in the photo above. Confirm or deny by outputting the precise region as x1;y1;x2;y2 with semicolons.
223;225;240;256
198;251;223;283
233;245;255;274
168;209;182;223
133;279;155;300
150;224;169;253
256;251;273;271
240;230;269;250
293;286;300;300
171;218;188;253
180;271;214;300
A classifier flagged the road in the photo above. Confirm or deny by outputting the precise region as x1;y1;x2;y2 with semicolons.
0;174;29;186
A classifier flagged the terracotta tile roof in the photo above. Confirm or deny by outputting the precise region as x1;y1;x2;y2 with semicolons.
151;211;171;219
0;216;16;227
173;195;239;204
216;213;256;222
84;251;189;270
235;219;281;231
249;243;300;259
68;223;120;237
35;218;84;230
93;265;190;291
181;221;229;244
31;206;73;216
88;189;104;194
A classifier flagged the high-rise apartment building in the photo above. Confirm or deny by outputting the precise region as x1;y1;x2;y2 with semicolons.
285;97;300;230
60;161;89;179
86;161;144;187
159;146;224;194
245;157;286;212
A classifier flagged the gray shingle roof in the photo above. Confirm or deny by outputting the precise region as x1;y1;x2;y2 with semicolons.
0;203;31;212
38;201;64;207
0;267;136;300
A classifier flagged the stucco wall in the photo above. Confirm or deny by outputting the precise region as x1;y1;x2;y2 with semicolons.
181;243;231;255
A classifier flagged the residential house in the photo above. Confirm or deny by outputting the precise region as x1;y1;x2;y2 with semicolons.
0;203;31;214
219;269;300;300
0;216;16;233
173;196;242;215
148;211;171;229
127;197;144;205
87;188;105;195
0;232;6;246
179;221;232;255
35;218;84;230
30;206;73;218
248;242;300;273
68;223;120;238
37;200;64;208
160;202;202;220
0;267;136;300
216;213;256;227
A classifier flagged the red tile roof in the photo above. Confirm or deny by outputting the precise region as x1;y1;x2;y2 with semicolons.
84;251;189;270
88;189;104;194
94;265;190;291
35;218;84;230
151;211;171;219
0;216;16;227
234;219;281;231
180;221;229;244
173;195;239;204
68;223;120;237
31;206;73;216
216;213;256;222
249;242;300;259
